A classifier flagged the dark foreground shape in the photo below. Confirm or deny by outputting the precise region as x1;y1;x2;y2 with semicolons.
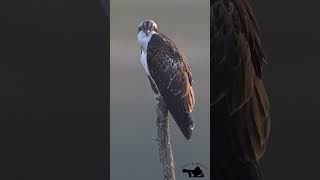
211;0;270;179
183;166;205;178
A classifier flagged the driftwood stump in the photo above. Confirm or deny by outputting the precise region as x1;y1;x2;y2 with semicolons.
155;95;176;180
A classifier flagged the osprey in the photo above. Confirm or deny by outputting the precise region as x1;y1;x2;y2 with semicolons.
137;20;195;140
211;0;270;180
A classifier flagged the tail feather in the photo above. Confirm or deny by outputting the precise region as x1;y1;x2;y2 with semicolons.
169;109;194;140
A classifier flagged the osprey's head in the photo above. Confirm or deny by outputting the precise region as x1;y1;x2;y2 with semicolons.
138;20;158;36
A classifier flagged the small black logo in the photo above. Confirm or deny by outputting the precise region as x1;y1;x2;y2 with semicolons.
181;162;207;178
182;166;204;178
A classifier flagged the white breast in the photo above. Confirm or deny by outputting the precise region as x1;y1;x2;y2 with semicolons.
138;30;157;76
140;50;150;76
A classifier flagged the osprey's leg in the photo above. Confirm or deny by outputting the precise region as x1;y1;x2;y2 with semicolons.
155;93;162;103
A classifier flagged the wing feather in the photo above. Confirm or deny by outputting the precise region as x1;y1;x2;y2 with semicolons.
147;33;195;139
211;0;270;160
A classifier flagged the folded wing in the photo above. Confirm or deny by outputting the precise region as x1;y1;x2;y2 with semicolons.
147;33;195;140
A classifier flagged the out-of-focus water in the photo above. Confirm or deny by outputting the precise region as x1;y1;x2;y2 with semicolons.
110;0;210;179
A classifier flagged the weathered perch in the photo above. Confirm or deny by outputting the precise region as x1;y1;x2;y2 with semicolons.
155;95;177;180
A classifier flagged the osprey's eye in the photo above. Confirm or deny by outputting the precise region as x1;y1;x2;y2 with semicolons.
138;26;142;32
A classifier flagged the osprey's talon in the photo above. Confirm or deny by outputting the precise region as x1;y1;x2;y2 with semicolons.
155;94;161;100
152;137;159;142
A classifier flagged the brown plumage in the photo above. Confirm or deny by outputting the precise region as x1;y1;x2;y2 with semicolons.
147;32;195;140
211;0;270;179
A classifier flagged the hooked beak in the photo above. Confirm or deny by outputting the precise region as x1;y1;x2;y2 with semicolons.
145;30;150;35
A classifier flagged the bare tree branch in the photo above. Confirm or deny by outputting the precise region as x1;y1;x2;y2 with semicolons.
155;95;176;180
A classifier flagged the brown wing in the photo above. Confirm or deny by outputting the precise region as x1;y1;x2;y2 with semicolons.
211;0;270;160
147;33;195;140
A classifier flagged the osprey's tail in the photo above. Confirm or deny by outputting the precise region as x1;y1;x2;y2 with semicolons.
169;108;194;140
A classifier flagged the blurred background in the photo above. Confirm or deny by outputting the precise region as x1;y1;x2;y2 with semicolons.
253;1;320;180
110;0;210;179
0;0;108;179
